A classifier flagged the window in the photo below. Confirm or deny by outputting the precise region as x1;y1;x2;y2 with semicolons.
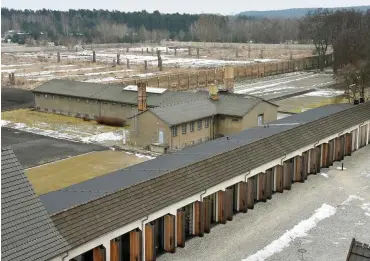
52;109;56;113
205;118;210;128
232;118;239;123
190;121;195;132
182;124;187;134
68;97;72;100
44;94;48;98
112;103;116;105
104;102;108;105
172;126;178;137
197;119;202;130
86;99;89;103
121;104;126;108
258;114;264;126
52;95;55;98
221;117;225;121
36;107;40;111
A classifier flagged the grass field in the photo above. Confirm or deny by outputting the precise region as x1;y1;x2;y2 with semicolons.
26;150;148;195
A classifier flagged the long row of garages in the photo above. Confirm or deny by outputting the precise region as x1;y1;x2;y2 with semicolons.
69;122;369;261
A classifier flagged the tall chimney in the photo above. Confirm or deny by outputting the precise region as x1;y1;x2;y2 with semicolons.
137;82;147;112
224;66;234;92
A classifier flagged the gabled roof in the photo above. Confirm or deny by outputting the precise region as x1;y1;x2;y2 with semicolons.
32;79;207;106
346;238;370;261
140;94;263;126
40;102;370;249
1;147;70;261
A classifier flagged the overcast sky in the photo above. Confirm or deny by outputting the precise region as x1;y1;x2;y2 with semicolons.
1;0;369;14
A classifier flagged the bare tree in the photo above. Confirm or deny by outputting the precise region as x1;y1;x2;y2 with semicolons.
300;9;333;70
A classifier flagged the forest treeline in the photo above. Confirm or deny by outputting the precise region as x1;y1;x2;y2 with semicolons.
1;8;300;45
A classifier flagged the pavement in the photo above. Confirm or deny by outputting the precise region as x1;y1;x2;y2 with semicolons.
1;127;106;168
158;145;370;261
233;72;336;101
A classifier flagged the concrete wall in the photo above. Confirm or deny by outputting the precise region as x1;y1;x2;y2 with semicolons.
171;117;214;150
215;115;242;136
34;93;137;120
242;102;277;129
129;110;170;149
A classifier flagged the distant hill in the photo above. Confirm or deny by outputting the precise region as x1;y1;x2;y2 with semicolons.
238;6;370;18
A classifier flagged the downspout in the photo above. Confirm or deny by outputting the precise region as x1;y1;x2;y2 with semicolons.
61;251;69;261
244;171;251;182
200;190;207;202
141;216;149;261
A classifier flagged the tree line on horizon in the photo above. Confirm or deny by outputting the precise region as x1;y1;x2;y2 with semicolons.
1;8;301;45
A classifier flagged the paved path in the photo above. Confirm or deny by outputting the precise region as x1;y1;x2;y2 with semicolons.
234;72;335;101
159;146;370;261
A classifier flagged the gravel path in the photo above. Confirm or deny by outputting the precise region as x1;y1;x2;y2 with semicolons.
158;145;370;261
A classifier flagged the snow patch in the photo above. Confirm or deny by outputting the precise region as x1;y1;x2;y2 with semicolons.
341;195;365;206
81;132;122;143
320;173;329;178
84;77;120;83
301;90;344;98
242;204;337;261
359;203;370;217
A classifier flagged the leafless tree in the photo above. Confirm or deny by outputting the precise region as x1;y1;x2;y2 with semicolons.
300;9;333;70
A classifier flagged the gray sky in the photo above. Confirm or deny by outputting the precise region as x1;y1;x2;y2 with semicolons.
1;0;369;15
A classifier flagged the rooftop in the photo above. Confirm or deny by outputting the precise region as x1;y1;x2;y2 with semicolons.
40;102;356;215
1;147;70;261
46;102;369;249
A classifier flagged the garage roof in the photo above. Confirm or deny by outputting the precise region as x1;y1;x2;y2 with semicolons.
1;147;70;261
46;102;369;249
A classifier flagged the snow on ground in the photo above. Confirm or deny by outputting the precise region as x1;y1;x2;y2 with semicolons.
81;132;122;143
15;66;107;77
84;77;121;83
43;64;77;69
1;119;123;145
298;90;344;98
320;173;329;178
11;51;275;68
84;69;133;76
1;63;35;68
243;204;337;261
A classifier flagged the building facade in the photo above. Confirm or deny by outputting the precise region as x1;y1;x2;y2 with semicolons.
3;103;370;261
128;94;278;151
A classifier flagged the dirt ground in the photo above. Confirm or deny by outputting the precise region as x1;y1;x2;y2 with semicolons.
26;150;149;195
1;42;319;90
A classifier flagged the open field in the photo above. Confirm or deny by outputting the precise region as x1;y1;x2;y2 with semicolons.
1;87;34;111
1;109;126;146
26;150;150;195
158;145;370;261
1;42;322;89
1;127;105;168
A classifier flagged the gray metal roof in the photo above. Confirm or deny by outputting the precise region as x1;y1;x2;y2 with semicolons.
32;79;207;106
41;102;365;215
1;147;70;261
148;95;262;125
346;238;370;261
33;80;269;120
47;102;370;249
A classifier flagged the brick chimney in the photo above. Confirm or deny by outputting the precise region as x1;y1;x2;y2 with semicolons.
137;82;147;112
224;66;234;92
209;84;219;101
